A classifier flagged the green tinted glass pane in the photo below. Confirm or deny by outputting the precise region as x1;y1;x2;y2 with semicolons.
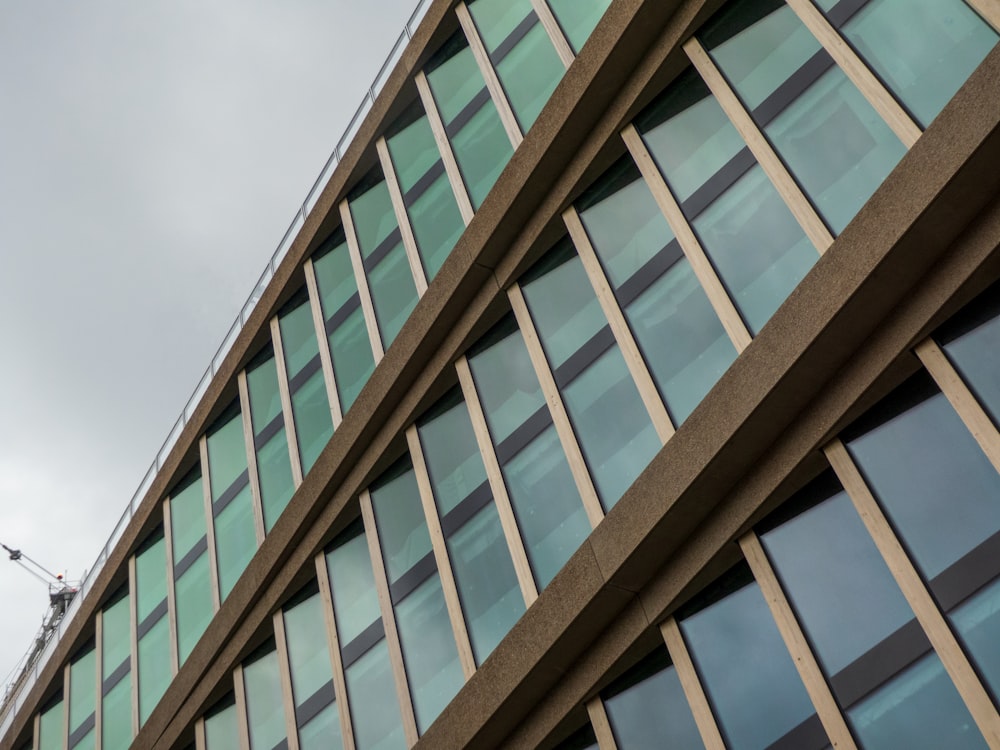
169;473;206;563
547;0;612;52
313;239;357;316
175;553;213;664
138;616;171;724
135;534;167;623
418;399;489;517
468;0;533;50
836;0;996;128
207;413;247;500
257;430;294;532
468;326;546;444
102;676;131;750
345;641;406;750
279;301;321;379
299;704;343;750
38;700;64;750
350;181;398;258
408;174;465;280
72;729;95;750
386;113;439;194
247;356;283;431
395;576;464;732
214;484;257;599
495;21;564;130
205;701;240;750
243;649;286;750
367;243;419;347
427;42;485;125
451;102;514;209
69;648;96;734
102;595;131;674
327;530;381;645
291;370;333;473
371;467;432;585
329;307;375;413
283;592;333;709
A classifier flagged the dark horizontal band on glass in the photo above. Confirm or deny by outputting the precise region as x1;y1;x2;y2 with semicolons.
616;239;685;309
403;159;447;208
326;291;362;335
289;353;323;395
389;550;437;605
553;325;616;390
930;529;1000;612
679;146;757;221
213;469;250;517
296;680;336;728
254;413;285;452
753;49;834;128
440;480;493;538
271;739;289;750
174;535;208;579
341;618;385;670
495;404;553;465
829;617;931;707
362;227;403;273
446;87;491;138
764;712;826;750
102;658;130;696
825;0;869;29
489;12;537;67
68;713;96;750
137;598;168;640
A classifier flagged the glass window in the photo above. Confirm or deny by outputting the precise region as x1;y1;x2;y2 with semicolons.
204;697;240;750
137;615;171;725
169;471;213;664
243;645;287;750
102;676;132;750
680;565;827;749
37;697;64;750
938;280;1000;428
101;591;132;750
68;647;96;750
326;526;381;647
206;407;248;500
546;0;613;53
135;531;171;726
344;641;406;750
246;352;295;531
174;554;213;665
761;473;986;748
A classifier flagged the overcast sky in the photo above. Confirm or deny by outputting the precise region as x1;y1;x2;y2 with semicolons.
0;0;417;697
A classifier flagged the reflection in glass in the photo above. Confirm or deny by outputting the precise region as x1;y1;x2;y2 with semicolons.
243;646;286;750
345;642;407;750
546;0;613;52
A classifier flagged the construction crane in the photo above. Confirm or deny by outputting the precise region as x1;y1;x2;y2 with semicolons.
0;541;79;720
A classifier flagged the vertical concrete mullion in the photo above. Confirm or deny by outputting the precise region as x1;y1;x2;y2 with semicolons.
161;499;180;676
359;491;419;746
270;317;306;486
304;258;345;431
563;205;674;443
455;356;539;606
740;532;857;749
199;436;222;613
620;125;753;352
966;0;1000;32
825;438;1000;745
233;666;251;750
529;0;574;68
194;718;207;750
683;38;834;254
127;556;139;739
313;553;356;750
508;283;604;529
376;137;429;296
405;426;477;679
272;612;301;750
237;371;267;545
659;619;726;750
454;2;524;148
586;697;619;750
32;712;41;750
340;201;386;363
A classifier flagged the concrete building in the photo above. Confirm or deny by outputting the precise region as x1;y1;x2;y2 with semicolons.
3;0;1000;747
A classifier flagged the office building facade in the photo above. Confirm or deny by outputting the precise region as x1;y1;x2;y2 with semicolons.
3;0;1000;747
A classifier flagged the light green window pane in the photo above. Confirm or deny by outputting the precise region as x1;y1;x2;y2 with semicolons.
451;102;514;209
243;649;286;750
836;0;996;128
279;301;322;379
247;355;283;430
38;700;64;750
283;592;333;709
495;21;564;130
367;242;419;347
386;113;439;194
299;704;343;750
426;42;485;124
327;530;381;645
69;648;96;735
448;505;524;662
408;174;465;280
71;729;94;750
101;676;131;750
205;701;240;750
370;466;432;585
313;239;357;316
135;534;167;623
329;307;375;413
138;616;171;725
175;553;213;664
291;369;333;473
257;430;294;532
547;0;612;52
350;181;398;259
169;473;206;563
102;594;131;674
345;641;406;750
418;399;489;517
214;484;257;599
468;0;533;50
207;413;247;500
395;575;464;732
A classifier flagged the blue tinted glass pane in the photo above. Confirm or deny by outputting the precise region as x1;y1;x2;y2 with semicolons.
547;0;612;52
345;641;407;750
244;649;286;750
102;676;131;750
469;326;546;444
175;553;213;664
291;369;333;473
951;577;1000;699
327;532;381;646
214;484;257;599
330;306;375;414
371;467;432;585
941;302;1000;427
205;702;240;750
367;242;419;347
